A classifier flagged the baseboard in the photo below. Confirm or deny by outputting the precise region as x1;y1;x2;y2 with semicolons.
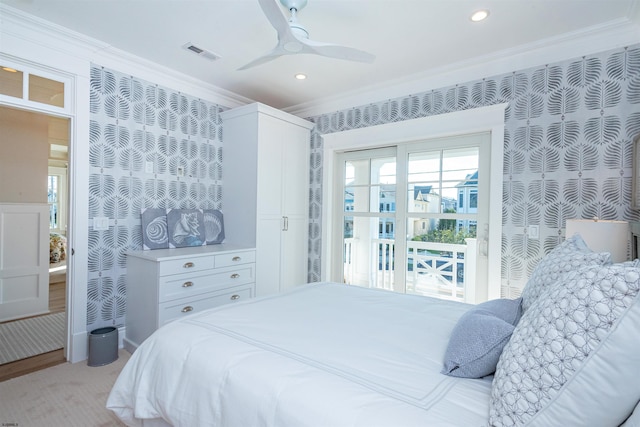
123;336;138;354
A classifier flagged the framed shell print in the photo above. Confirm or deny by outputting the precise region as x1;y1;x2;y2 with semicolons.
141;208;169;250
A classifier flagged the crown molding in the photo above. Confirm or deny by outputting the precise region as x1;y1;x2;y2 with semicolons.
0;4;253;109
286;16;640;119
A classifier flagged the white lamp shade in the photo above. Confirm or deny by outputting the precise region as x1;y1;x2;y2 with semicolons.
566;219;630;263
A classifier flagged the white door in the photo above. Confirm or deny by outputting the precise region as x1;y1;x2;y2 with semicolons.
0;203;50;321
336;132;491;303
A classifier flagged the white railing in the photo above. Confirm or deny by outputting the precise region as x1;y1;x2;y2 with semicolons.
343;237;477;303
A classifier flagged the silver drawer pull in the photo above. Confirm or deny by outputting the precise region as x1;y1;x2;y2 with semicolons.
182;281;194;288
230;294;240;300
181;306;194;313
230;273;240;279
232;256;241;262
183;262;195;268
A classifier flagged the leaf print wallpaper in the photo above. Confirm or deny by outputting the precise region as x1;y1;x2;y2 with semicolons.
88;44;639;330
305;45;640;298
88;66;225;330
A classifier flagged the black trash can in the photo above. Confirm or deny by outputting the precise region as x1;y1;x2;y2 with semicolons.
87;326;118;367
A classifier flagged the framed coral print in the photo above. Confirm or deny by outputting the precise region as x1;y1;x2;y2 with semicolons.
633;134;640;209
141;208;169;250
166;208;206;248
203;209;225;244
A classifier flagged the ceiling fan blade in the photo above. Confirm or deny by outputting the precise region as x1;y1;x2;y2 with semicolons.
302;38;376;63
238;47;286;70
242;0;375;69
258;0;292;40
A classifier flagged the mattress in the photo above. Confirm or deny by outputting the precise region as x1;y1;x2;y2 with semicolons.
107;282;493;427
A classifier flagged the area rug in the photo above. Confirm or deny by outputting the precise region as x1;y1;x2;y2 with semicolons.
0;349;130;426
0;312;65;364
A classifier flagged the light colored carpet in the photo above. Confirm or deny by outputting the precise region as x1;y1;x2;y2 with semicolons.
0;349;130;426
0;312;65;364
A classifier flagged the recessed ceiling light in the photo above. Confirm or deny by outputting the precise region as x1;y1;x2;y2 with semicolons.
295;73;307;80
470;9;490;22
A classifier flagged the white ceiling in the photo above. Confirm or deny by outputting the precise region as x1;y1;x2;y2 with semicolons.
2;0;639;113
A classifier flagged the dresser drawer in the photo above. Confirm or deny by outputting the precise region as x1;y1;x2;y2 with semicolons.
215;250;256;268
158;285;254;326
158;255;215;276
158;265;255;303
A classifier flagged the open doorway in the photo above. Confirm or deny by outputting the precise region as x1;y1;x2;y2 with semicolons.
0;106;70;380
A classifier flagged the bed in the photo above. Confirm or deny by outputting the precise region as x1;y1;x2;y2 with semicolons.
107;235;640;427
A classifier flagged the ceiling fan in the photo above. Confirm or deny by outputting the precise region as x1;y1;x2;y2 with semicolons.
238;0;376;70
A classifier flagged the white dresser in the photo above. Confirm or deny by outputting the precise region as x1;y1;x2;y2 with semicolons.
124;244;256;351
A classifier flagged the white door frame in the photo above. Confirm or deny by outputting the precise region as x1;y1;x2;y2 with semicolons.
0;52;90;362
321;103;507;301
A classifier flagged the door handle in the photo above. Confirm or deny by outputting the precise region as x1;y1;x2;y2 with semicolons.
282;216;289;231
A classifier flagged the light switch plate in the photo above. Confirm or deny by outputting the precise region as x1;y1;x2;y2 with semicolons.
145;161;154;174
528;225;539;239
93;217;109;230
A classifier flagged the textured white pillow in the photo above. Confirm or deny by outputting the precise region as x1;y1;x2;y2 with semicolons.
520;233;611;312
489;263;640;427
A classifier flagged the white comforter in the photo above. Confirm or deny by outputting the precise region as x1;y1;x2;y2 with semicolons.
107;282;493;427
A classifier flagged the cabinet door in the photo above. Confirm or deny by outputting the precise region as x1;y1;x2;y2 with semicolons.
255;216;282;297
280;215;308;292
281;126;310;218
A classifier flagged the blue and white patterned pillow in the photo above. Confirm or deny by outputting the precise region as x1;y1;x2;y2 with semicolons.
489;263;640;426
520;233;611;312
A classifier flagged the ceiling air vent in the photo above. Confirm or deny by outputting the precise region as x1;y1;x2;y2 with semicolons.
182;43;221;61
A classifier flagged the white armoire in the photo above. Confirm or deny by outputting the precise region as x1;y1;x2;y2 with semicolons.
221;103;314;297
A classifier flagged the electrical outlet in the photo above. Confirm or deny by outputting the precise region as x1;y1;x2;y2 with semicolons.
528;225;539;239
177;166;184;177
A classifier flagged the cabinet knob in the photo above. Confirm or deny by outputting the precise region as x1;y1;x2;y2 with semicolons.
182;281;194;288
181;306;194;313
183;262;195;268
230;273;240;279
232;256;241;262
230;294;240;300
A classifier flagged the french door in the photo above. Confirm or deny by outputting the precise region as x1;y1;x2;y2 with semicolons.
337;132;491;303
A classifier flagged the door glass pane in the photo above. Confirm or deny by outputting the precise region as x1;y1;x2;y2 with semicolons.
343;216;395;291
29;74;65;107
406;146;479;302
48;175;59;229
371;157;395;185
0;66;24;98
345;159;368;185
344;186;370;213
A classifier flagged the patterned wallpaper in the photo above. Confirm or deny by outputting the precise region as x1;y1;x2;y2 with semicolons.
87;44;639;329
88;66;225;330
305;44;640;298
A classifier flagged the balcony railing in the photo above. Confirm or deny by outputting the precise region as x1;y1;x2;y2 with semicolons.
343;238;477;303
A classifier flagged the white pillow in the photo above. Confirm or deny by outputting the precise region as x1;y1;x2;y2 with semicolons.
489;263;640;427
520;233;611;312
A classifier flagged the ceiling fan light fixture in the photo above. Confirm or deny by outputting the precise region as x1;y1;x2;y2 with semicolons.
470;9;490;22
